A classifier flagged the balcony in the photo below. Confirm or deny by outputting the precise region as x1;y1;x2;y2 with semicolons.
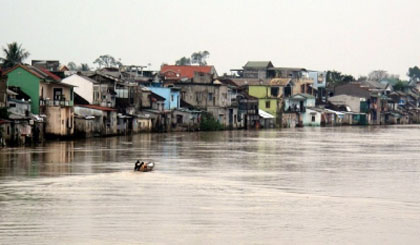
40;99;73;107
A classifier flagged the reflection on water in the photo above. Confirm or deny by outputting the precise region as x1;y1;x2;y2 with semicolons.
1;126;420;244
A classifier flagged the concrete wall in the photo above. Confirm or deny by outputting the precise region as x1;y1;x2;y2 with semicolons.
258;98;278;118
45;106;74;136
74;106;117;136
133;118;152;133
179;84;230;109
328;95;362;112
74;117;94;137
206;107;239;129
302;109;321;126
282;113;299;128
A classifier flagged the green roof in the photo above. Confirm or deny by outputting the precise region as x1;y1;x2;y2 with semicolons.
243;61;273;69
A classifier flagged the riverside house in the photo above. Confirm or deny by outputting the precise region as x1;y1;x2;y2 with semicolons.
4;64;75;137
160;65;239;129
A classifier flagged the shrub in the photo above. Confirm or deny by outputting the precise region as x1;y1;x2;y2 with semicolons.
199;112;224;131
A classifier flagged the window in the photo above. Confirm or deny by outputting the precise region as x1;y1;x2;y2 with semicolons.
171;94;174;101
176;115;183;124
311;115;316;122
53;88;63;100
271;87;279;97
208;93;213;101
265;101;270;108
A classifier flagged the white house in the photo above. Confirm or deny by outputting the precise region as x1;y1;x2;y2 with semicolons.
62;74;96;104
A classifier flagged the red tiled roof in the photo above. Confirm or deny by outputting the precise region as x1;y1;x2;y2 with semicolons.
76;104;117;112
160;65;214;79
38;67;61;82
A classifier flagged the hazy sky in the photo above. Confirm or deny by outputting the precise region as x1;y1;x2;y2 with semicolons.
1;0;419;78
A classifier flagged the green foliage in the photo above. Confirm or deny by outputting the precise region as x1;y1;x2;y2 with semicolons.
175;57;191;66
67;62;77;71
199;112;224;131
175;50;210;66
393;81;406;91
408;66;420;82
80;63;90;71
326;70;355;88
68;62;91;71
1;42;30;69
191;51;209;66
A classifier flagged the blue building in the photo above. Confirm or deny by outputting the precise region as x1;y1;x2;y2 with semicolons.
147;86;180;110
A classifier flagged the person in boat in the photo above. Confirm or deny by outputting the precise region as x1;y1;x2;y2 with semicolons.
134;160;147;171
134;160;140;171
134;160;144;171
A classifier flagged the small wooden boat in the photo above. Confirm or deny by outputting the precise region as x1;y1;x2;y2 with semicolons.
134;161;155;172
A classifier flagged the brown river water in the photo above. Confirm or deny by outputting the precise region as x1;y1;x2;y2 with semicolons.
1;126;420;244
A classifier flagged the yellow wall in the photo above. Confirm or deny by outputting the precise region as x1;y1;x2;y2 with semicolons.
40;82;72;101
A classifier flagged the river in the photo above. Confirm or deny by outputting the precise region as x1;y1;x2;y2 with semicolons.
1;126;420;244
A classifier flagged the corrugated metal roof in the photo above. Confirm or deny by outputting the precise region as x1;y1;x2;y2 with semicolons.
243;61;273;69
270;78;292;86
258;109;274;119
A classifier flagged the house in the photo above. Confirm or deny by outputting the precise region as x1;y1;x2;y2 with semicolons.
4;64;75;137
62;73;117;107
258;108;275;128
284;93;316;112
139;87;170;132
308;71;328;104
302;108;322;126
175;80;239;129
245;85;278;121
333;82;384;124
284;93;318;127
147;86;180;110
328;94;368;113
74;104;117;137
171;108;201;131
236;92;259;129
241;61;274;79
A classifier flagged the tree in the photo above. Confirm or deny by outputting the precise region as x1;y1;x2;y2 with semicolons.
80;63;90;71
393;81;405;91
175;50;210;66
326;70;355;88
67;62;77;71
368;70;399;82
67;62;91;71
1;42;30;69
93;55;122;68
175;57;191;66
191;50;209;65
408;66;420;82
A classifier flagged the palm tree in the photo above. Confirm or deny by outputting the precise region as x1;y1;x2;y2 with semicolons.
1;42;30;69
